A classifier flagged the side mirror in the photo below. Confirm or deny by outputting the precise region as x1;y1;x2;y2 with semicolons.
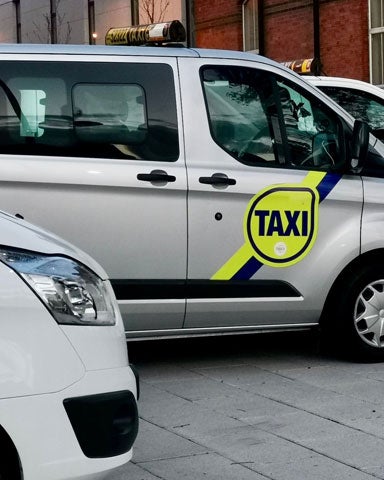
372;127;384;141
350;120;369;173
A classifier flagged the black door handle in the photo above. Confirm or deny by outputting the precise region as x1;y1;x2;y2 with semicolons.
137;170;176;183
199;173;236;186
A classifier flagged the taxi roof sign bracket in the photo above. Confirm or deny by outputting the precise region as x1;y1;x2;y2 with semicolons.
105;20;186;47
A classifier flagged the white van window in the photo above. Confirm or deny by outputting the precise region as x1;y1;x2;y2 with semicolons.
0;61;179;161
319;86;384;140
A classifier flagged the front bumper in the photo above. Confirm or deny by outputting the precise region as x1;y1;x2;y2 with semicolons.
0;367;138;480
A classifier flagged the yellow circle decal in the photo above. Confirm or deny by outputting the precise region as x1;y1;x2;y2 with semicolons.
244;184;320;267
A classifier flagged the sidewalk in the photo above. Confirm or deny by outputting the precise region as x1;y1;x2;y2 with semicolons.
108;333;384;480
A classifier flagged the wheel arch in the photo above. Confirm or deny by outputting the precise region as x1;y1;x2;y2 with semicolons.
320;248;384;328
0;423;22;479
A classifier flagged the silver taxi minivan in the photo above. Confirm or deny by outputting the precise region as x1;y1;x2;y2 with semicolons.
0;35;383;359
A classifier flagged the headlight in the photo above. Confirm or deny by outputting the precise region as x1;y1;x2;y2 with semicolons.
0;247;116;326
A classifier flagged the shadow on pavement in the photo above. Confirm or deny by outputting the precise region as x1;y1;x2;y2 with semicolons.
127;329;329;364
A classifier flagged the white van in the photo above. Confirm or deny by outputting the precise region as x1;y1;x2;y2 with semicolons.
0;39;383;360
306;75;384;141
0;211;138;479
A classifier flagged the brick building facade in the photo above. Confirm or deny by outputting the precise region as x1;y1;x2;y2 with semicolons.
193;0;373;83
194;0;243;51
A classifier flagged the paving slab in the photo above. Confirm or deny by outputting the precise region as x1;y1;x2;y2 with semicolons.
140;452;269;480
108;462;161;480
133;419;208;464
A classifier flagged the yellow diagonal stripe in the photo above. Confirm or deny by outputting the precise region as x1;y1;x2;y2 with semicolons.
300;171;326;188
211;243;254;280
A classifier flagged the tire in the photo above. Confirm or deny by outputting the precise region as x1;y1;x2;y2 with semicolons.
329;263;384;361
0;461;18;479
0;433;21;480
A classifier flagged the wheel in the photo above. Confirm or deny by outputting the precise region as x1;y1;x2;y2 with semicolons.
329;264;384;361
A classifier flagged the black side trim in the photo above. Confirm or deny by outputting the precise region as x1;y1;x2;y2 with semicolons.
111;279;301;300
112;279;186;300
64;390;138;458
187;280;300;298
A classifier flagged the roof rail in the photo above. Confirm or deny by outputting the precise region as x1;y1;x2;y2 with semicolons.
105;20;186;47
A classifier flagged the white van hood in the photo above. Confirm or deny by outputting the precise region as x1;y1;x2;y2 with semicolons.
0;211;107;279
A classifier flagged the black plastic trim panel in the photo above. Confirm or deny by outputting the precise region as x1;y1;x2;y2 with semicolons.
111;279;301;300
64;390;138;458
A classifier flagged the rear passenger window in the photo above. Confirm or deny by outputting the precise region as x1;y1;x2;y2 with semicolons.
0;61;179;161
73;84;147;145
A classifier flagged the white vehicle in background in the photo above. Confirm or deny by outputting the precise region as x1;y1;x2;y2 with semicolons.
306;75;384;141
0;211;138;479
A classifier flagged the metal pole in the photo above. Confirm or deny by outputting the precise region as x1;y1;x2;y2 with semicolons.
131;0;139;25
13;0;21;43
88;0;96;44
184;0;195;47
313;0;320;67
50;0;57;44
258;0;264;55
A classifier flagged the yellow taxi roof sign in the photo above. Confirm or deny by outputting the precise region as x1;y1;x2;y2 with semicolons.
282;58;321;75
105;20;186;46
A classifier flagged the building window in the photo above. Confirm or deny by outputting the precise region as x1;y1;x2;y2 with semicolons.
370;0;384;84
243;0;259;52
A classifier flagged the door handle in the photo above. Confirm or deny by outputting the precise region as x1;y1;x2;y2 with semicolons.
199;173;236;186
137;169;176;183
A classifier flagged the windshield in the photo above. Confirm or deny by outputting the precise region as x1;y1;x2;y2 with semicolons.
318;85;384;141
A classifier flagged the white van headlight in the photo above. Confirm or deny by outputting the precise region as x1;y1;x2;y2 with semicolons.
0;248;116;326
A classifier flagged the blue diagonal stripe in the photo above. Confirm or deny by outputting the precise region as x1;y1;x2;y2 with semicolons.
317;172;342;202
